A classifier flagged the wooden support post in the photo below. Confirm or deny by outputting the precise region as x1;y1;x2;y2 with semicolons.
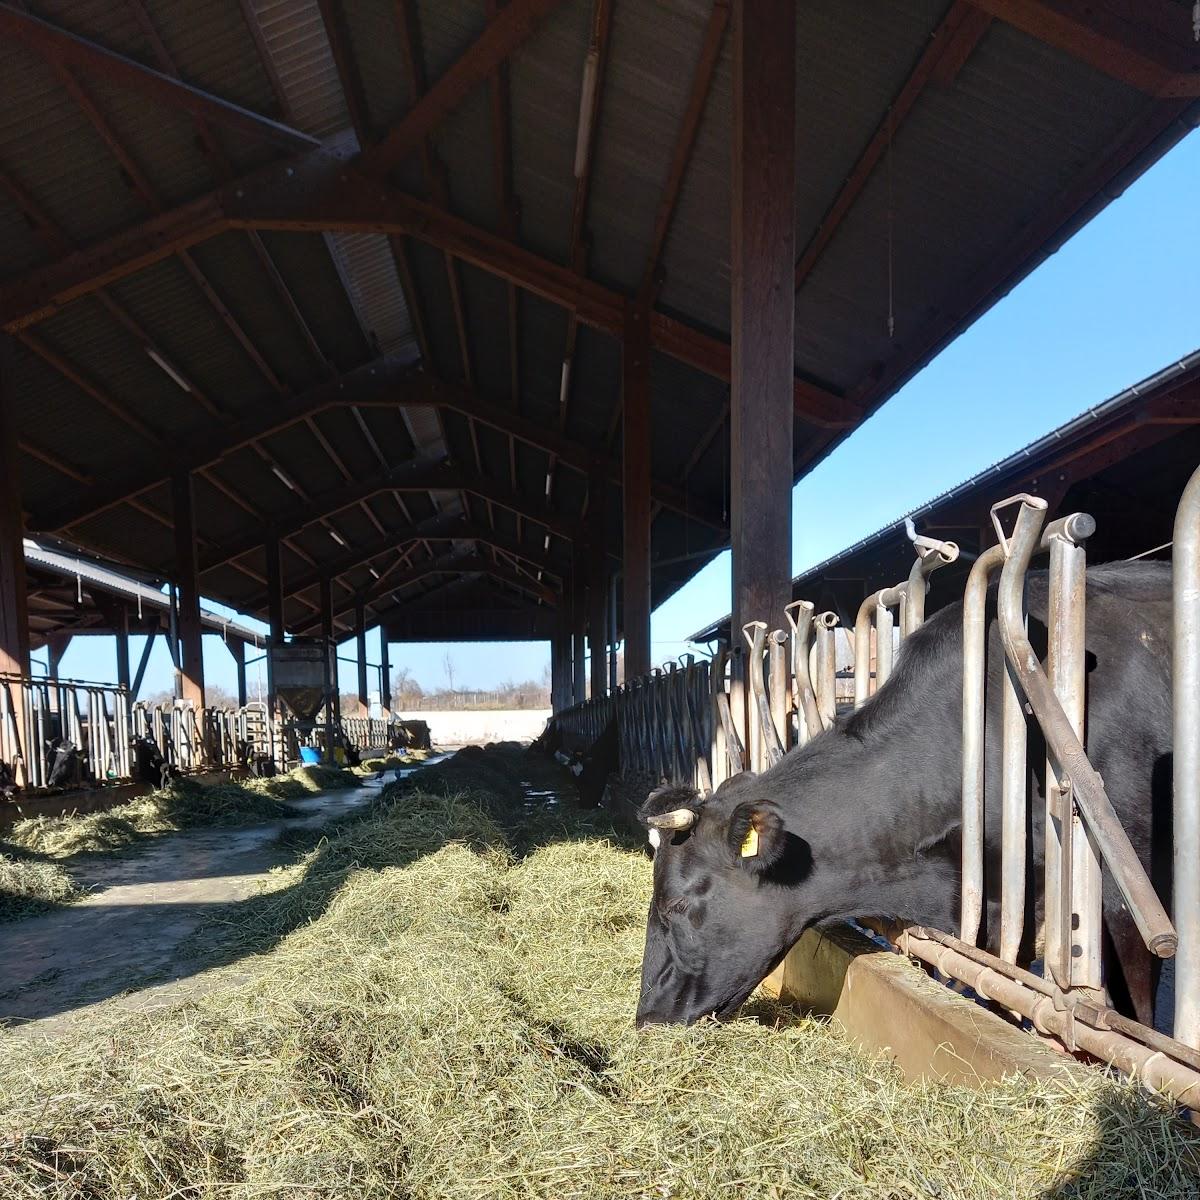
171;472;205;708
229;636;248;707
0;337;30;677
132;630;156;699
46;633;71;681
265;536;285;643
622;303;652;680
319;576;337;764
355;597;369;716
730;0;795;640
588;470;607;701
571;544;587;707
115;605;131;691
379;630;391;716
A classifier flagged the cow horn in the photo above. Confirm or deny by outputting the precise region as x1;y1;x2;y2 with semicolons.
646;808;697;832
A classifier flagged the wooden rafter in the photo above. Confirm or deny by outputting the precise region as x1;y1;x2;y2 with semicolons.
965;0;1200;97
0;150;858;427
794;1;992;292
0;3;319;150
358;0;570;177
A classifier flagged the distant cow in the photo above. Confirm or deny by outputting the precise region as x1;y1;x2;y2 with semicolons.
132;736;174;788
636;562;1173;1027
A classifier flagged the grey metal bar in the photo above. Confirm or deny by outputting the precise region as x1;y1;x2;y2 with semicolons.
1045;520;1103;993
742;622;785;768
711;645;729;787
904;539;959;636
784;600;822;746
995;496;1176;959
768;629;789;752
960;543;1005;948
812;612;838;729
1174;463;1200;1049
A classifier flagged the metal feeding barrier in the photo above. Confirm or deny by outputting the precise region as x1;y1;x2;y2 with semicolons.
552;475;1200;1100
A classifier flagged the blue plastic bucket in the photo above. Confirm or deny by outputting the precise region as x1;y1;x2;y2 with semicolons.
299;746;321;765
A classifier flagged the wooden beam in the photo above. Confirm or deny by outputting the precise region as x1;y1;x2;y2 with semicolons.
587;467;607;700
1;146;857;428
171;472;205;707
730;0;795;641
639;0;730;301
622;304;652;678
31;357;430;533
794;2;992;292
0;337;30;676
965;0;1200;98
359;0;569;176
0;3;320;150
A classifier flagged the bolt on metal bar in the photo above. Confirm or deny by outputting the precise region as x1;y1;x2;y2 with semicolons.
995;496;1176;960
1174;463;1200;1050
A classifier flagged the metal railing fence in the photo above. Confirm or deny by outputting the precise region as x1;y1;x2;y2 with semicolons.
551;477;1200;1091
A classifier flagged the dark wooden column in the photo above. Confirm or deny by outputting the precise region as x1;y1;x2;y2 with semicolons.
588;471;607;701
265;536;285;643
355;597;369;715
132;630;156;699
115;605;131;691
622;303;652;680
228;637;248;707
171;472;205;708
46;633;71;681
264;536;283;716
571;544;587;706
0;337;29;677
551;606;572;712
379;630;391;715
730;0;795;639
318;576;336;762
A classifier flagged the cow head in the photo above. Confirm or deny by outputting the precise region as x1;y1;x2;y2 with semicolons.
635;773;814;1026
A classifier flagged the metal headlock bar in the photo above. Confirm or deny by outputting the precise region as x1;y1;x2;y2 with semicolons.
553;468;1200;1091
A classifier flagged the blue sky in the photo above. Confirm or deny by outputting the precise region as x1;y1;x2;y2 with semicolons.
36;129;1200;699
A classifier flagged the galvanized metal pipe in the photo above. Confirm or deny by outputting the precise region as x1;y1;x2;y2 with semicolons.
960;543;1006;948
904;539;960;636
900;928;1200;1108
1046;523;1103;992
768;629;790;751
1174;464;1200;1049
996;497;1176;959
854;587;903;708
875;595;897;691
711;645;729;788
785;601;822;746
742;622;785;768
812;612;838;729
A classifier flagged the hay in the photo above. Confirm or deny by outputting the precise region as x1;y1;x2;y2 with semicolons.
0;853;84;923
3;767;361;861
0;748;1195;1199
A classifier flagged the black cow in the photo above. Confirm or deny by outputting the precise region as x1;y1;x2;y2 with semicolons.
636;561;1173;1027
132;735;174;788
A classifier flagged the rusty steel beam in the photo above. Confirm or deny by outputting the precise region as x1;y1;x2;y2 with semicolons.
0;3;319;150
359;0;569;176
965;0;1200;98
794;1;992;292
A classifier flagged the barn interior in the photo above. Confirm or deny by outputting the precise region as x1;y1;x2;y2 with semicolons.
0;0;1198;724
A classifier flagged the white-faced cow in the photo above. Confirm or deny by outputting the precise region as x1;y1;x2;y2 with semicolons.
637;561;1173;1027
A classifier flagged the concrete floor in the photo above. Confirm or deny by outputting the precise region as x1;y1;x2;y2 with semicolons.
0;780;389;1037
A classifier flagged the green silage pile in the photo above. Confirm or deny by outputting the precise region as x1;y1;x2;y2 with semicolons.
0;746;1194;1198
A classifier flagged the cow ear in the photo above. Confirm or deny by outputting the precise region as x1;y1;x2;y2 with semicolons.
727;800;786;873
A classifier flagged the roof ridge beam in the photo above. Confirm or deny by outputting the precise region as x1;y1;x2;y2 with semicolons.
0;3;320;150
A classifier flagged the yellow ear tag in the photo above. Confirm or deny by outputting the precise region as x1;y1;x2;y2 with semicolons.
740;826;759;858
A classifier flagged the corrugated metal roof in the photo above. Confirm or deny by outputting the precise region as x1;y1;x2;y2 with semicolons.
2;0;1194;642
